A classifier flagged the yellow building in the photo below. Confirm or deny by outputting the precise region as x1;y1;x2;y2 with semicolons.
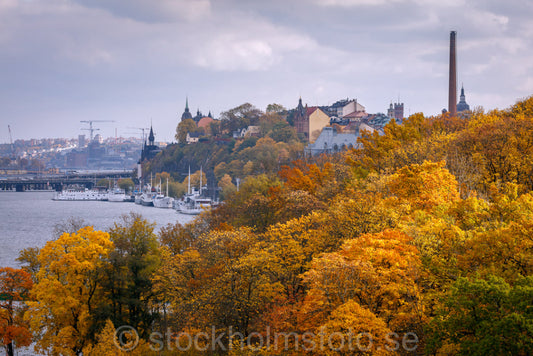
294;98;331;143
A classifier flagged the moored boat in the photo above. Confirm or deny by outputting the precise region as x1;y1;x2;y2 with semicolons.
107;187;127;202
53;188;108;201
176;195;213;215
153;195;174;208
174;167;214;215
140;184;155;206
153;178;174;209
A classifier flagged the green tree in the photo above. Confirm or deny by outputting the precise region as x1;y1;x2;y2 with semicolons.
96;178;111;187
269;121;297;143
167;180;186;198
96;213;161;338
428;275;533;355
209;120;222;137
266;103;286;114
118;178;134;192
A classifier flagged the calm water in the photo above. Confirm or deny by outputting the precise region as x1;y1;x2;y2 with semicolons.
0;191;195;268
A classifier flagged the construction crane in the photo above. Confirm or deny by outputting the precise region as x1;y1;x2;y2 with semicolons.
80;120;115;141
126;127;150;142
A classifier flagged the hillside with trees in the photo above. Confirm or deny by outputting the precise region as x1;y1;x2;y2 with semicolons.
143;103;303;199
2;96;533;355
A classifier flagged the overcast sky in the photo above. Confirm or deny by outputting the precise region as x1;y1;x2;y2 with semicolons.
1;0;532;142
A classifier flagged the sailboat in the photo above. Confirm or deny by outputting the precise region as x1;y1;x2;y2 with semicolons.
175;167;213;215
153;178;175;208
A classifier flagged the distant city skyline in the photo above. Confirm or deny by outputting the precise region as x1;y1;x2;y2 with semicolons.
1;0;533;142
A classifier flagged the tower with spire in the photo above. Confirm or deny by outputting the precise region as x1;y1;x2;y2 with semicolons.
148;125;155;146
141;123;161;162
193;108;204;123
293;97;307;137
181;98;193;121
457;85;470;112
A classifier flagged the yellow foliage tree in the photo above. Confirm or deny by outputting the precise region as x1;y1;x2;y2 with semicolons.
301;230;423;335
26;226;114;356
83;319;156;356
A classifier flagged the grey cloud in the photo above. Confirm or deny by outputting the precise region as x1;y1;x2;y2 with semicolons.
72;0;211;23
1;0;533;140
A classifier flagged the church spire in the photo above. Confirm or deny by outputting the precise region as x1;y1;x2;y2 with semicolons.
297;97;304;115
181;97;193;120
148;124;155;145
457;84;470;113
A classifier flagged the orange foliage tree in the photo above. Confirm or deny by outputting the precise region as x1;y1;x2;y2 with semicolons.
0;267;33;356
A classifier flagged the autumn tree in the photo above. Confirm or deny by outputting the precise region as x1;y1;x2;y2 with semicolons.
82;319;156;356
218;173;237;200
220;103;263;133
300;230;423;338
16;247;41;282
153;227;282;349
0;268;33;356
181;169;207;189
175;118;198;143
26;226;113;356
159;220;207;256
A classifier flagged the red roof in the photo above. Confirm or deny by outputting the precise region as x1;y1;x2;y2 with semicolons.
197;117;214;128
306;107;319;116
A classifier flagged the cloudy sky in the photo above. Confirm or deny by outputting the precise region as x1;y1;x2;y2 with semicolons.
1;0;532;142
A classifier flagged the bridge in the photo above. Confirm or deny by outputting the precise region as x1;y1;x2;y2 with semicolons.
0;170;134;192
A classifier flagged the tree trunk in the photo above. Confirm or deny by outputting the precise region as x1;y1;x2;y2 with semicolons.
7;342;14;356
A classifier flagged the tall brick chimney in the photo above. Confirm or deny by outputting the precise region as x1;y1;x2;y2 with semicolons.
448;31;457;116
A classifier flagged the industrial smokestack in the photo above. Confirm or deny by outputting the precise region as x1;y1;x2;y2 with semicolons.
448;31;457;116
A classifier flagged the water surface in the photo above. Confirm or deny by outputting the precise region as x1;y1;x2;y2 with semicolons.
0;191;194;268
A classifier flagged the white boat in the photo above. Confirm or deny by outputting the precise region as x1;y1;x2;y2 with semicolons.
107;187;127;202
153;178;174;209
175;167;214;215
140;184;155;206
176;195;213;215
153;195;174;208
53;188;108;201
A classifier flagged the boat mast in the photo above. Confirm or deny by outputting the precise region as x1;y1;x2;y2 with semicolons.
166;177;169;197
188;166;191;195
200;166;202;195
